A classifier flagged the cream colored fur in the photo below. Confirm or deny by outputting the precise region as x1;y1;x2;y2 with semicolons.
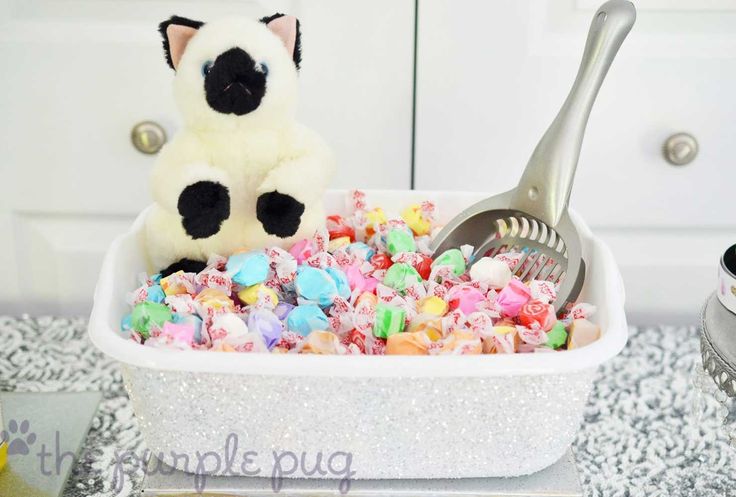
145;17;334;270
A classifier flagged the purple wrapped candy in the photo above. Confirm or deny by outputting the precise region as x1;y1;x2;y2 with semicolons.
247;309;283;349
274;302;295;321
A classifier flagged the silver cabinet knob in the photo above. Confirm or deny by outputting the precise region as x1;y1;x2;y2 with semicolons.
663;132;698;166
131;121;167;154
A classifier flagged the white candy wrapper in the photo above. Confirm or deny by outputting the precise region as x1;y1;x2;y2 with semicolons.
460;244;474;262
567;302;597;321
305;252;339;269
467;311;493;336
126;285;150;306
138;271;155;287
391;252;425;266
516;325;548;346
494;252;523;271
441;309;467;335
195;267;233;294
165;294;196;314
205;253;228;270
529;280;557;304
492;330;518;354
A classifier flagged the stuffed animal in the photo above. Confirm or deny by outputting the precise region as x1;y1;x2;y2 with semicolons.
146;13;335;276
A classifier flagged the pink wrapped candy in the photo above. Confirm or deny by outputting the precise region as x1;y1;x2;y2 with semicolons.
447;285;485;315
495;279;531;317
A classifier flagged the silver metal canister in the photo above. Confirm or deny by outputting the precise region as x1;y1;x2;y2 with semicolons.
700;294;736;397
718;244;736;315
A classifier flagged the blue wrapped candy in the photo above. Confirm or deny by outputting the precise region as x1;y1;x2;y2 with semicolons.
295;266;338;308
146;284;166;304
286;305;330;336
120;314;133;336
247;309;283;349
345;242;375;261
226;251;270;286
325;267;350;299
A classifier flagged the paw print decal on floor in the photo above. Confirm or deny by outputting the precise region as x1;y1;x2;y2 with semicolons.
1;419;36;456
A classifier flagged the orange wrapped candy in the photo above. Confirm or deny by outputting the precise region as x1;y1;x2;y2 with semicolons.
407;314;443;341
386;331;430;355
300;330;346;354
439;330;482;355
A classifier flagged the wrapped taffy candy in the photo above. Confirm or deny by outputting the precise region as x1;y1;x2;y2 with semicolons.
121;191;600;354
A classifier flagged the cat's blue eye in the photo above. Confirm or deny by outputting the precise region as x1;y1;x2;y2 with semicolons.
201;61;214;77
259;63;269;77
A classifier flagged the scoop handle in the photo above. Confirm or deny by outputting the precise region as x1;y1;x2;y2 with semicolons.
511;0;635;226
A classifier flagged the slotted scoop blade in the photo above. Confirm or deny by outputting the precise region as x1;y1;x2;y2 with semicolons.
431;0;635;313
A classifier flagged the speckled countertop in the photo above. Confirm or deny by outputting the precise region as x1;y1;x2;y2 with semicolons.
0;317;735;497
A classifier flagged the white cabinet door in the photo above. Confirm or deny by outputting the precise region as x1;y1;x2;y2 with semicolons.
415;0;736;323
0;0;414;315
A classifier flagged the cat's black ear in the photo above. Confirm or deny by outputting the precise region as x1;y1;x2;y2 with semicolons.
159;16;204;70
260;13;302;69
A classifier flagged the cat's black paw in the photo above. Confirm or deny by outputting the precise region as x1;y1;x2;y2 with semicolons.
177;181;230;239
160;258;207;277
256;191;305;238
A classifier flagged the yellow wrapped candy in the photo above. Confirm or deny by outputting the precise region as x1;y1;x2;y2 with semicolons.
366;207;387;225
492;325;516;335
365;208;387;237
386;331;430;355
417;296;448;316
237;284;279;306
195;288;235;313
160;271;190;296
401;204;431;236
328;236;352;252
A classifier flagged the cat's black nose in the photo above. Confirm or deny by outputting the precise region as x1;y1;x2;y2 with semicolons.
204;47;266;116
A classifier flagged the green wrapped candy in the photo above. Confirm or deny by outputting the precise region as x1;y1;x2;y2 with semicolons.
432;248;466;276
373;303;406;338
131;301;173;339
386;229;416;255
383;263;422;293
546;322;568;349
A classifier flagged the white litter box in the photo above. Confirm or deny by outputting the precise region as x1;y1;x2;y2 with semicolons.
88;190;627;480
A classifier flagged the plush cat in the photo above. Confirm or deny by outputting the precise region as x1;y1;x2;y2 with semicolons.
146;13;335;276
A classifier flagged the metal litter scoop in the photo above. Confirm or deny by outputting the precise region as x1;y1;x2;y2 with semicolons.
431;0;635;312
